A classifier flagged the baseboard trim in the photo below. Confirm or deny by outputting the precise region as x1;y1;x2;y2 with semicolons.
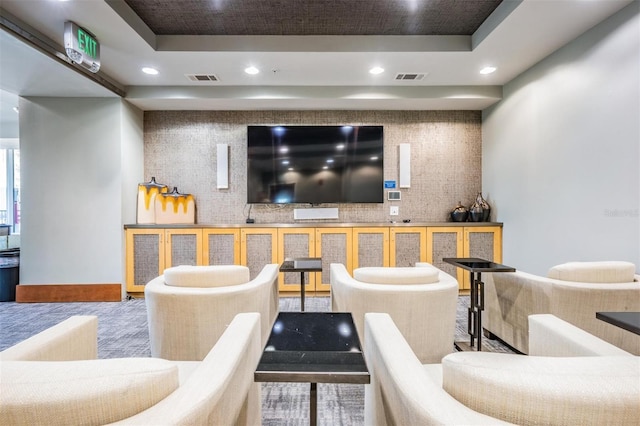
16;284;122;303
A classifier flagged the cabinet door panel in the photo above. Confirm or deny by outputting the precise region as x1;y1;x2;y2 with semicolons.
464;227;502;262
203;229;240;265
166;229;202;267
427;227;464;288
125;229;164;293
277;228;315;293
241;228;277;280
315;228;352;292
353;228;389;269
390;227;426;267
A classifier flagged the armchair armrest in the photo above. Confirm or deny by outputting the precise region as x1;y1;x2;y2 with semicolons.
0;315;98;361
528;314;631;357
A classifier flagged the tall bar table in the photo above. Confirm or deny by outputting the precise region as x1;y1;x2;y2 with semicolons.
443;257;515;351
279;257;322;312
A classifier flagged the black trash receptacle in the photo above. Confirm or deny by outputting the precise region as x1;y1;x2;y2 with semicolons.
0;249;19;302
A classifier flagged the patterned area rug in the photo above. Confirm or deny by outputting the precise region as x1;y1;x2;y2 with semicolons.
0;295;515;425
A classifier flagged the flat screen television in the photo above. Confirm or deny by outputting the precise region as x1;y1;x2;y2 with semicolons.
247;125;384;204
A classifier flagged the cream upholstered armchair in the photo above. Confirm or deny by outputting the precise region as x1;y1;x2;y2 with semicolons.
0;313;263;425
145;263;279;360
364;312;639;426
330;262;458;364
484;261;640;354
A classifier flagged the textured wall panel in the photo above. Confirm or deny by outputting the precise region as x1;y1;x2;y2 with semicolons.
144;111;482;225
133;234;160;286
357;233;384;267
394;233;420;266
208;234;235;265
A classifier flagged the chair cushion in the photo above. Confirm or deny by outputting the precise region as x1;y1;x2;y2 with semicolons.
547;261;636;283
442;352;640;426
164;265;250;288
0;358;179;425
353;266;439;284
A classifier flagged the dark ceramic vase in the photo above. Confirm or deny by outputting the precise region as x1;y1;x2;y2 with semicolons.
470;193;491;222
450;202;469;222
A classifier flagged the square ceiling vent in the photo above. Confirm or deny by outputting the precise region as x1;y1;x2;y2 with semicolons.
395;73;426;81
186;74;219;82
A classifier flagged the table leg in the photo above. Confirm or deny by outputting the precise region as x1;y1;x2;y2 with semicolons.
469;272;484;351
468;271;476;348
310;382;317;426
300;272;306;312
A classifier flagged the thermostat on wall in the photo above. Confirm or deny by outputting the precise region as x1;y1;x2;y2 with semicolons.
387;191;401;201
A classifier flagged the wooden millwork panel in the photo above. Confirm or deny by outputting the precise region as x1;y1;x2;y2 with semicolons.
352;227;389;269
241;228;278;280
389;226;427;267
202;228;240;265
315;227;353;292
426;227;465;289
125;229;165;293
277;228;316;293
165;229;203;268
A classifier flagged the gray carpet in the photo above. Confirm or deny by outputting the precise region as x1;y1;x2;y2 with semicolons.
0;295;515;425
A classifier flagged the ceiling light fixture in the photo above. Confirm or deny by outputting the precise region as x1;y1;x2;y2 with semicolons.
480;66;497;75
369;67;385;75
245;66;260;75
142;67;159;75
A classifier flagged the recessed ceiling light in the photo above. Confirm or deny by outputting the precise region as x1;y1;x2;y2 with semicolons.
480;66;497;75
142;67;159;75
245;66;260;75
370;156;379;161
369;67;385;75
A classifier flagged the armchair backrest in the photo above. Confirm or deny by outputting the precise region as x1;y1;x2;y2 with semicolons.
331;263;458;364
146;264;279;360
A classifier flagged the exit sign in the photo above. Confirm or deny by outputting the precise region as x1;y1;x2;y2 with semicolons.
64;21;100;73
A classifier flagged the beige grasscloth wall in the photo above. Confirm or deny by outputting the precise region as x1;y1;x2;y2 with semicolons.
143;110;482;224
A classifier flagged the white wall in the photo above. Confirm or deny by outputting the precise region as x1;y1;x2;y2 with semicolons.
483;3;640;275
19;97;143;285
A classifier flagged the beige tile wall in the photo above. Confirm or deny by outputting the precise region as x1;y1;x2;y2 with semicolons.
143;110;482;224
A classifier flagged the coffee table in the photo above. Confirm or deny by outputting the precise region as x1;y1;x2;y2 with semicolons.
254;312;369;426
443;257;516;351
279;257;322;311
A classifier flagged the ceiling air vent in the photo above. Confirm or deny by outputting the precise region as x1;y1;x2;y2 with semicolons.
186;74;219;82
394;73;426;81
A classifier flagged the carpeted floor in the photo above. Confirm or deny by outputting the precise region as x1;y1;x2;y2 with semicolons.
0;295;515;425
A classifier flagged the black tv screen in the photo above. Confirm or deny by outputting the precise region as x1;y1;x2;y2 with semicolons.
247;125;384;204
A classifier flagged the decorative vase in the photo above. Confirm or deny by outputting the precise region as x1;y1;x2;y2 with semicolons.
155;187;196;224
470;192;491;222
450;201;469;222
136;177;168;224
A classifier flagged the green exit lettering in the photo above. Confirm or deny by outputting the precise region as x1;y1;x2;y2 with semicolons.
77;28;97;59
